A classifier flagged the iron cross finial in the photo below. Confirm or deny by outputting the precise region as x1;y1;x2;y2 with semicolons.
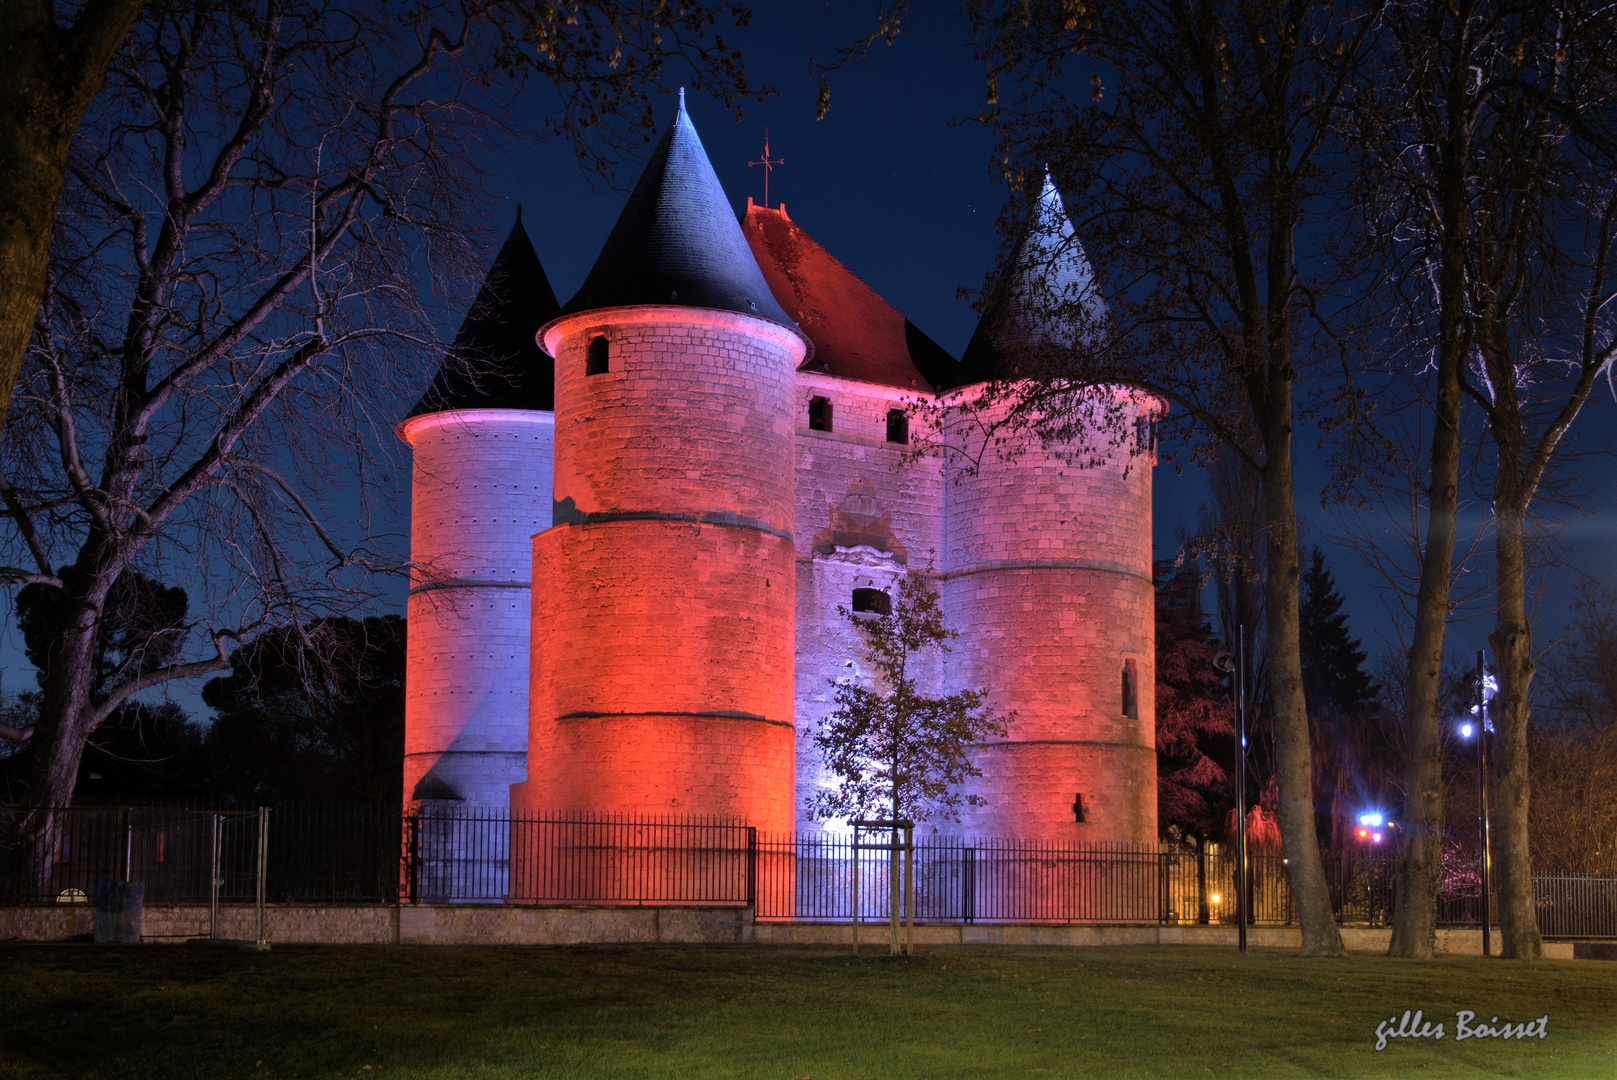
749;131;785;209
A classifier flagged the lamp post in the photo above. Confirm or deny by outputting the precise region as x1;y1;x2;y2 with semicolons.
1469;650;1494;957
1214;630;1248;955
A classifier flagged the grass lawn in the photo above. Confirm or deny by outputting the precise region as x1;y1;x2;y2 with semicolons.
0;942;1612;1079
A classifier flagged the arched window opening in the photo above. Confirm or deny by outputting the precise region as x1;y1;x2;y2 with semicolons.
851;587;891;616
809;396;833;432
886;408;909;445
586;334;610;376
1121;658;1139;719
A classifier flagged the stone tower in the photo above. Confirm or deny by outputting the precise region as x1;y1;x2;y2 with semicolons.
941;175;1161;845
399;213;558;812
511;96;809;834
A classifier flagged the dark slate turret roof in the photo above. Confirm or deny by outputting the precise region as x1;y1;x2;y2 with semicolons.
742;203;955;393
408;212;559;417
940;173;1108;391
559;91;795;328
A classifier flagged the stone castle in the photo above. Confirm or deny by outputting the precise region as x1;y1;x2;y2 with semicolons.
399;97;1160;845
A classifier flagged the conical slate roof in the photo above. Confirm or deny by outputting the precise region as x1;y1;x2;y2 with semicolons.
943;173;1108;391
408;212;559;417
559;91;794;328
743;203;955;392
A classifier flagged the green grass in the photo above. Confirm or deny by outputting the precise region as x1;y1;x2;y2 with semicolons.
0;942;1612;1079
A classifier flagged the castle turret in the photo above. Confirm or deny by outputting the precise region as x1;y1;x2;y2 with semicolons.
940;175;1161;845
511;95;809;835
398;213;558;812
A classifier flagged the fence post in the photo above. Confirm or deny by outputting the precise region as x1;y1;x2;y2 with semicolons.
852;826;859;955
123;808;132;883
904;825;914;956
964;846;975;925
254;806;268;950
209;813;220;941
403;811;419;905
746;826;757;912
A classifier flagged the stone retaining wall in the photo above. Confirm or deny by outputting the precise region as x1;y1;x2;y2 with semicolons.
0;904;1581;957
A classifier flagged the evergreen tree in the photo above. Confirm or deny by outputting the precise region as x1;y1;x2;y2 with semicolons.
1299;548;1377;716
1297;548;1395;849
1154;559;1236;844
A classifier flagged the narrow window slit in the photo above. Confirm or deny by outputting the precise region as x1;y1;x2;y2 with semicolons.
586;334;610;376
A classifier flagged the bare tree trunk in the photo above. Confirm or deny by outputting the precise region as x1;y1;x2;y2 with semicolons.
1386;402;1461;956
0;0;145;437
15;576;107;892
1488;483;1544;959
1387;345;1465;957
1263;392;1345;957
1385;1;1476;957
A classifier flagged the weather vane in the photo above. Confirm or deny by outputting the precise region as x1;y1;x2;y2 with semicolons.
749;131;784;208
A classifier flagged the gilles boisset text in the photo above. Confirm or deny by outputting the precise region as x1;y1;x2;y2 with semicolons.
1374;1009;1549;1050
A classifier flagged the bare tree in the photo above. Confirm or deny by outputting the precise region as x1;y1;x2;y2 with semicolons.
1525;725;1617;875
1540;583;1617;736
0;0;762;441
1342;0;1614;959
1443;0;1617;958
0;0;761;887
963;0;1381;955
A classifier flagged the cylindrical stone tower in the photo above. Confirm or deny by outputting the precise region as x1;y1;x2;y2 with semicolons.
940;175;1161;846
511;95;809;837
399;214;558;813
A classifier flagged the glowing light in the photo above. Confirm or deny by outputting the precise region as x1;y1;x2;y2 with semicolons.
1358;812;1383;828
1211;893;1222;904
1372;832;1383;843
1460;722;1475;738
1357;828;1369;840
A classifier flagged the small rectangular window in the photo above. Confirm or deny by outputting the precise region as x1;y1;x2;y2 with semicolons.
1135;415;1157;455
809;396;832;432
586;334;610;376
1121;658;1139;719
851;587;891;616
886;409;908;445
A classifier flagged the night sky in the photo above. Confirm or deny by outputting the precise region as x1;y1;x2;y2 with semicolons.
4;4;1611;710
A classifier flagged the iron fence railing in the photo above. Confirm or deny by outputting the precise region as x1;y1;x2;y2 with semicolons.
2;804;1612;939
405;808;757;907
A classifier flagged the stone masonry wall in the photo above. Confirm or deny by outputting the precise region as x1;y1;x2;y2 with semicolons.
399;410;554;809
941;389;1159;845
516;308;807;836
792;372;944;831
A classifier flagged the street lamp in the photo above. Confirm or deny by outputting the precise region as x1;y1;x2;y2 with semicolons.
1456;650;1495;957
1213;631;1248;955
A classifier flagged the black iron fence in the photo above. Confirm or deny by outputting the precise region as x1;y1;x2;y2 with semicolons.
2;804;1612;938
0;804;400;905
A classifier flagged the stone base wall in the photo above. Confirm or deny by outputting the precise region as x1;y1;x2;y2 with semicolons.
0;905;1583;957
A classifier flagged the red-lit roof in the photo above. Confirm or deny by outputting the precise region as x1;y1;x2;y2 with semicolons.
742;204;957;393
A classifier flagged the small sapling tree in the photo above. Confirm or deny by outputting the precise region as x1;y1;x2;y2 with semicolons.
810;575;1011;828
810;573;1010;948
